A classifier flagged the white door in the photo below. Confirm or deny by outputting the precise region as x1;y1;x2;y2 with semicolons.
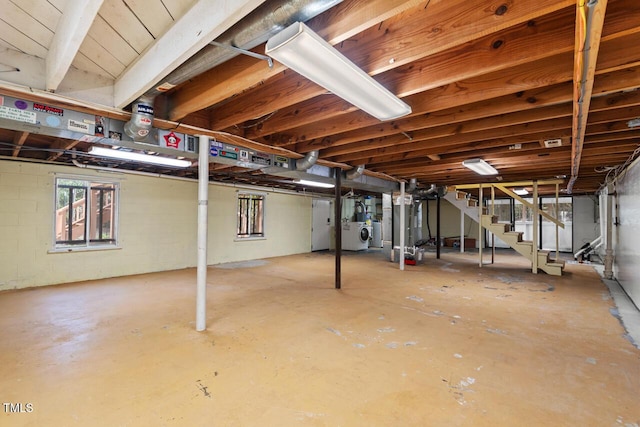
312;199;332;251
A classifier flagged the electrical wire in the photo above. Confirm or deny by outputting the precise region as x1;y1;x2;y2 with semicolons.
596;144;640;193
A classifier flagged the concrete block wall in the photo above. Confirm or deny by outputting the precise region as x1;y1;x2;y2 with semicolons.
0;160;312;290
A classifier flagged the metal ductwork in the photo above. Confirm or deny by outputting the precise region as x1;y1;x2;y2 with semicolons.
412;184;447;200
124;96;155;141
295;150;319;170
145;0;343;101
344;164;365;180
407;178;418;192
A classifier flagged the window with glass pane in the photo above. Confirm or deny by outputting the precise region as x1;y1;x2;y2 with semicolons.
237;193;265;238
55;177;118;249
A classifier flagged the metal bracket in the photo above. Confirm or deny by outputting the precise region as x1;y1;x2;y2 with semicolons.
209;41;273;68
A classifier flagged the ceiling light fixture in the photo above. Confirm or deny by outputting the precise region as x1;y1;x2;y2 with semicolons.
88;146;192;168
296;179;335;188
513;188;529;196
265;22;412;121
462;158;498;175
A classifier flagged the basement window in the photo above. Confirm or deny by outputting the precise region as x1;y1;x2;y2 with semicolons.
53;176;119;251
236;192;265;240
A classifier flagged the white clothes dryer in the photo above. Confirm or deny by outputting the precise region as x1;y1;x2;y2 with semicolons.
341;221;370;251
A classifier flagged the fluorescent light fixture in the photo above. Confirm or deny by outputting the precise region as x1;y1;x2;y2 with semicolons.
513;188;529;196
462;158;498;175
265;22;411;121
297;179;335;188
88;146;192;168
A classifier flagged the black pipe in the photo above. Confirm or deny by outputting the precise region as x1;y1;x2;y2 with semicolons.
334;167;342;289
436;194;441;259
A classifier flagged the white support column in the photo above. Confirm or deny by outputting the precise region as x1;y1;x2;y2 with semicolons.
555;183;559;260
491;186;495;265
532;181;539;274
478;184;483;267
196;135;210;331
603;192;614;279
399;181;405;271
460;210;465;253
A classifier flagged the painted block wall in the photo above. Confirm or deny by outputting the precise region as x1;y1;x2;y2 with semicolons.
0;160;312;290
611;160;640;308
573;195;600;251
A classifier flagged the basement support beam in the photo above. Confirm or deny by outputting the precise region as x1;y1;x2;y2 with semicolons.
334;167;342;289
478;184;483;268
196;135;209;331
568;0;608;193
399;181;405;271
436;194;441;260
115;0;268;108
603;192;614;279
533;181;539;274
46;0;104;91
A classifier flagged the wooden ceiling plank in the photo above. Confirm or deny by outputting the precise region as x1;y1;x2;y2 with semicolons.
213;0;578;131
290;48;640;155
114;0;269;108
227;0;639;145
11;131;29;157
242;8;579;140
168;0;424;122
320;103;574;159
46;0;105;91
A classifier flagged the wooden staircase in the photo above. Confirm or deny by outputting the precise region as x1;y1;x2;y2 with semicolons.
481;214;565;276
444;187;486;221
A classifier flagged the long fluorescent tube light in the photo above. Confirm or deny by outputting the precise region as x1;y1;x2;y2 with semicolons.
513;188;529;196
88;146;192;168
297;179;335;188
462;158;498;175
265;22;411;121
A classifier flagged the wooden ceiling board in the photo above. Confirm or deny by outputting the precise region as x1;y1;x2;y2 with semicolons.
97;0;155;54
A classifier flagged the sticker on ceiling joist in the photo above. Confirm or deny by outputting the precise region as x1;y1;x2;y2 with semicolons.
0;105;36;123
0;96;4;106
210;147;218;156
68;119;92;134
46;116;61;127
220;150;238;160
95;116;105;137
164;131;181;149
33;102;63;116
14;100;27;110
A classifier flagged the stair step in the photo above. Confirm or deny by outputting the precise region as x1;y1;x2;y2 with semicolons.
548;259;566;268
503;231;523;241
488;223;510;233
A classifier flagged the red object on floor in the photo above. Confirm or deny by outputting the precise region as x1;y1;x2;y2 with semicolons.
404;259;416;265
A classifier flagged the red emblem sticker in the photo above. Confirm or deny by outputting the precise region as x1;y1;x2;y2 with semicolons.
164;131;181;148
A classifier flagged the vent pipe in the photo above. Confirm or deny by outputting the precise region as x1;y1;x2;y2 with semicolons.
412;184;447;200
146;0;343;100
345;164;365;180
407;178;418;192
295;150;319;170
124;96;155;141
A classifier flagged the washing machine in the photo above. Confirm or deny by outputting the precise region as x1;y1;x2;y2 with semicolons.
341;221;371;251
